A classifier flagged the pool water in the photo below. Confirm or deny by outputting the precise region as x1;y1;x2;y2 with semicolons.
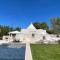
0;43;26;60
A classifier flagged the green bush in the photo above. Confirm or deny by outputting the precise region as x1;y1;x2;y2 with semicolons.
57;40;60;44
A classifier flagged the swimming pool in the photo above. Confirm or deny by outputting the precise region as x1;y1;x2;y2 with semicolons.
0;43;26;60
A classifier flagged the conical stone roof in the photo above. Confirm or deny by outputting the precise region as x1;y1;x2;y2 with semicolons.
27;23;36;29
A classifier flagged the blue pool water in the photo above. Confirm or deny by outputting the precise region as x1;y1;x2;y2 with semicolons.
0;43;26;60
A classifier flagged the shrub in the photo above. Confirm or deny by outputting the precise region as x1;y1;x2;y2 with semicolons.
57;40;60;44
47;30;54;34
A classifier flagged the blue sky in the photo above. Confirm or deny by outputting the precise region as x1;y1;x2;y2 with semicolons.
0;0;60;28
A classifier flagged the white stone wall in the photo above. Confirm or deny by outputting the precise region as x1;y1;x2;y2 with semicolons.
16;33;46;43
18;29;47;43
3;36;10;41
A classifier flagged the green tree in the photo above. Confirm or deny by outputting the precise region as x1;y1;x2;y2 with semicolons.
40;22;49;30
33;22;41;29
0;25;14;37
14;27;21;31
50;17;60;34
33;22;49;30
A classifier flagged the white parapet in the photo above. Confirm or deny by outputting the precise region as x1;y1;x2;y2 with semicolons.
25;43;33;60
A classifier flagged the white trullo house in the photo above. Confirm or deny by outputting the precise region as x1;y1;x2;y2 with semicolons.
7;23;52;43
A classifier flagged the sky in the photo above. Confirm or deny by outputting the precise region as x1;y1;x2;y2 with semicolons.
0;0;60;28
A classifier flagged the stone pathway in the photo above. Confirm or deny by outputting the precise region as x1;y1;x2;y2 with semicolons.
25;43;33;60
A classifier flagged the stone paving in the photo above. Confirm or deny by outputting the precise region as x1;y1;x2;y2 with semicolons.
25;43;33;60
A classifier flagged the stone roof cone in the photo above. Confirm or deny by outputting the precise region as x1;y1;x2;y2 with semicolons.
27;23;36;29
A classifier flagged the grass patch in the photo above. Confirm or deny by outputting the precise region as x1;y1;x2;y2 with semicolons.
31;44;60;60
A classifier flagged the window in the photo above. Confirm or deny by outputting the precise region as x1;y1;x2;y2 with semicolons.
32;34;35;37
